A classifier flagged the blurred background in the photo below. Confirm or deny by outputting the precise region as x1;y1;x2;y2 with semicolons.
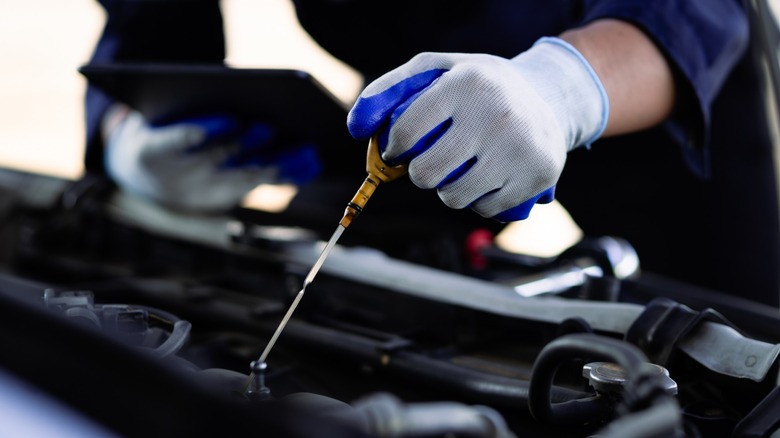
3;0;780;258
4;0;780;179
0;0;362;181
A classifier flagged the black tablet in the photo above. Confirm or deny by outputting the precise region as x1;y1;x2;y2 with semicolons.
79;63;363;170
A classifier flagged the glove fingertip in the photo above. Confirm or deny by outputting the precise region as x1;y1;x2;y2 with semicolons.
491;186;556;222
200;116;241;141
241;122;275;148
346;106;383;140
161;115;238;144
347;68;449;140
537;186;556;204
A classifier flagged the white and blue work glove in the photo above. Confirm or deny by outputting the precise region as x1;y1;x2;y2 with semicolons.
103;104;321;212
347;37;609;221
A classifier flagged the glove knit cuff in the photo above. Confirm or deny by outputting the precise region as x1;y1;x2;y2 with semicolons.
511;37;609;150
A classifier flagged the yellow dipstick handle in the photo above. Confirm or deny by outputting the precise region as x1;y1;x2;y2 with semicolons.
340;135;408;228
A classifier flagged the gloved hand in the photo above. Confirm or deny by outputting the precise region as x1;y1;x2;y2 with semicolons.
102;104;321;212
347;37;609;221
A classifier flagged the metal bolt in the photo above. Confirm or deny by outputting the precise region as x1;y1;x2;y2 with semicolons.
246;361;272;401
583;361;678;395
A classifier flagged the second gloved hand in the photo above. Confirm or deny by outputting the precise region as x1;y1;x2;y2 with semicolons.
103;104;321;212
347;37;609;221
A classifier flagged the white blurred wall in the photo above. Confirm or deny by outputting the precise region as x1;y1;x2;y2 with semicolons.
0;1;102;179
0;0;361;180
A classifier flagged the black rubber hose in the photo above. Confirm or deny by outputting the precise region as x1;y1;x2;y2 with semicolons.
287;392;517;438
731;385;780;438
594;399;684;438
347;392;515;438
99;303;190;358
122;303;182;325
528;333;665;426
151;320;192;358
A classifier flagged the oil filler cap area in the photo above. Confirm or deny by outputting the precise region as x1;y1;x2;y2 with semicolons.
583;361;678;395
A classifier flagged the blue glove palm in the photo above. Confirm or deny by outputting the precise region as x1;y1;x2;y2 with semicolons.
104;104;321;212
219;122;320;185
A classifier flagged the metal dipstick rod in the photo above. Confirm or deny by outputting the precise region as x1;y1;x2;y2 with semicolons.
244;136;407;398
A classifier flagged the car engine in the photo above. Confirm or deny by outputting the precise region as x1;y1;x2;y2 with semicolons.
0;168;778;438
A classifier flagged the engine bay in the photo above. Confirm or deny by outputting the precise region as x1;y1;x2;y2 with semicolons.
0;167;778;437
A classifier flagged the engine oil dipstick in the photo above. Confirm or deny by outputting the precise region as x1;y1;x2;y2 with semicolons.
244;136;407;396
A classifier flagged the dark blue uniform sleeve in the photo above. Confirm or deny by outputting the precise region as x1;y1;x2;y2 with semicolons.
580;0;749;177
84;0;226;173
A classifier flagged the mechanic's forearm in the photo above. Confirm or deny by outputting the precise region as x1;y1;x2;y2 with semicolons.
560;19;676;137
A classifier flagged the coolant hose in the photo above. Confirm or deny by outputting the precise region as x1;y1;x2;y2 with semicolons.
528;333;681;433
